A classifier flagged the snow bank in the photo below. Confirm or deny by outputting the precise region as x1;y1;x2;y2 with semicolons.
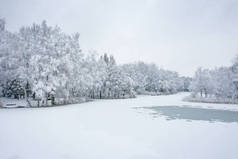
184;94;238;105
0;97;93;108
0;97;28;108
54;97;92;105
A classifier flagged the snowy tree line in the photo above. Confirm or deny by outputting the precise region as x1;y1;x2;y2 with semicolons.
189;56;238;102
0;19;190;106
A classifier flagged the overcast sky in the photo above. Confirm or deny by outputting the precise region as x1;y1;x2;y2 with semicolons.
1;0;238;76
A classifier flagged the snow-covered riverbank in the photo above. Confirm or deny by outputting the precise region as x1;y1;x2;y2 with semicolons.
0;93;238;159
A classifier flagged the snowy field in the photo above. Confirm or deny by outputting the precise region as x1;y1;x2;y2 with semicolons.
0;93;238;159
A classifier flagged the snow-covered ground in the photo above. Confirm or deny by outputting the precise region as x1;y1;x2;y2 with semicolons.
0;92;238;159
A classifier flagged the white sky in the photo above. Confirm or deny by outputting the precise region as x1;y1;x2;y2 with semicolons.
1;0;238;76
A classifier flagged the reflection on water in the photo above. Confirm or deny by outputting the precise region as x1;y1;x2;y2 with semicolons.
142;106;238;123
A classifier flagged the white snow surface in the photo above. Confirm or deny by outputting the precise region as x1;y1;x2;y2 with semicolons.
0;92;238;159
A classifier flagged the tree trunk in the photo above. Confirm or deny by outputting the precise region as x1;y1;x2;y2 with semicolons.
24;88;31;107
51;95;55;105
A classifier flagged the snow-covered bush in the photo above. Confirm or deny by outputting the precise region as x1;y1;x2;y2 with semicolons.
1;79;25;99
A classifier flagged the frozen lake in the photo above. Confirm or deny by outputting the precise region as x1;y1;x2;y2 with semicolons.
0;93;238;159
141;106;238;123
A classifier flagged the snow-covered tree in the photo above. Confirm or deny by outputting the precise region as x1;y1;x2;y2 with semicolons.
0;18;189;106
98;53;134;98
190;68;213;97
190;65;237;100
122;62;185;95
0;18;5;31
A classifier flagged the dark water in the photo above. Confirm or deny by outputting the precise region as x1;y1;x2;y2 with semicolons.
141;106;238;123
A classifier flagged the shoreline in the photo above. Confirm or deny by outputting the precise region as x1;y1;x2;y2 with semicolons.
183;96;238;105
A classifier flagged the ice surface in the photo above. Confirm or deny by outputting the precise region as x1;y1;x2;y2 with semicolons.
0;93;238;159
142;106;238;123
